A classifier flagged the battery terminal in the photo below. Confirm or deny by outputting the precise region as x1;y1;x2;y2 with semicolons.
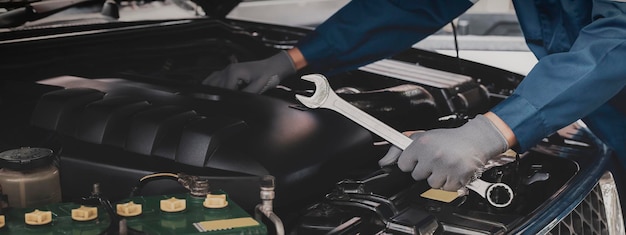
203;194;228;209
71;205;98;221
116;201;142;217
25;209;52;225
160;197;186;212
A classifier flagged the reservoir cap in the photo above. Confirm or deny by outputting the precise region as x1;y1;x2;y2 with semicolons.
0;147;54;170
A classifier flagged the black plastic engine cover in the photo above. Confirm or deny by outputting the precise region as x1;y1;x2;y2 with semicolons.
27;76;377;211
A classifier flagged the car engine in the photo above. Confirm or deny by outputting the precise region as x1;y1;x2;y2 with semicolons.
0;11;621;234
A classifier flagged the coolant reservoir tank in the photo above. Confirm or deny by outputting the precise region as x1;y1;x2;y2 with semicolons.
0;147;61;208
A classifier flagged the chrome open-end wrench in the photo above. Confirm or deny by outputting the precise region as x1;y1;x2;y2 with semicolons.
295;74;413;150
295;74;513;207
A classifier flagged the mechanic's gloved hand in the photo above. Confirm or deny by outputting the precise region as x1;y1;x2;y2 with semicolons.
202;51;296;93
378;114;508;191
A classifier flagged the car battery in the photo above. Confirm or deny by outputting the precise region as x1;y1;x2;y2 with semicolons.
359;59;490;115
0;191;266;234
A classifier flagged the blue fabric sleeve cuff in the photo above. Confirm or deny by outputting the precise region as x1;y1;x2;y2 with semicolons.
491;94;551;152
296;31;336;71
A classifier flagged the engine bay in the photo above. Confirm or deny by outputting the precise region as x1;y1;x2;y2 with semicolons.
0;18;612;234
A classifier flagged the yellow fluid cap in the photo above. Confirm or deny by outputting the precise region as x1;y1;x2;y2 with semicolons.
203;194;228;209
71;205;98;221
116;201;142;217
0;215;5;228
160;197;186;212
25;209;52;225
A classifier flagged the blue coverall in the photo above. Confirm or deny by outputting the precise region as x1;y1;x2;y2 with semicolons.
296;0;626;171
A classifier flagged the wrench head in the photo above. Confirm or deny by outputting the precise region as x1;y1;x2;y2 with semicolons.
295;74;331;109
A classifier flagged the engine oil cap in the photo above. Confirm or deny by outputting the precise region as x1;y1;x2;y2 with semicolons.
0;147;54;170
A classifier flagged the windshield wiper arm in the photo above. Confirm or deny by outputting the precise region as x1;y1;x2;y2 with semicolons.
0;0;96;28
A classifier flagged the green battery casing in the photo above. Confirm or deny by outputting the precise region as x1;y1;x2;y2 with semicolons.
0;192;266;234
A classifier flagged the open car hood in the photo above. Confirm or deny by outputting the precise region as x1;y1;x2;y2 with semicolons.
0;0;241;29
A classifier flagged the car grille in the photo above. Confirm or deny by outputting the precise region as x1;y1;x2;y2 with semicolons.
548;181;610;234
548;172;625;235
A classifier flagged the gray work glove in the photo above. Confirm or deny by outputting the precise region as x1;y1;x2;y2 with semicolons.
202;51;296;93
378;114;508;191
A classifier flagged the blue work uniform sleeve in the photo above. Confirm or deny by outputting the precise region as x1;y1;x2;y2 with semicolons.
296;0;474;74
492;1;626;151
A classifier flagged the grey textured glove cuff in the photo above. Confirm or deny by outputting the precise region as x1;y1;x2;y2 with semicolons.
465;114;510;154
250;50;297;93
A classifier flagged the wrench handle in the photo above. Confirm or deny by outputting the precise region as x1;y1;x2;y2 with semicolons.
322;92;413;150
